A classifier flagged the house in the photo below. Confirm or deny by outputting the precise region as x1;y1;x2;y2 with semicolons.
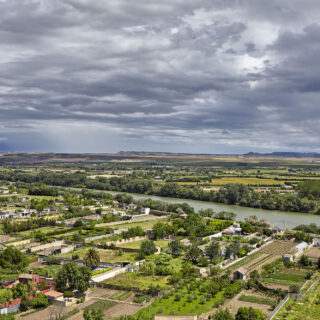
222;226;241;235
293;241;309;258
140;207;150;215
0;298;21;315
19;274;55;290
233;267;248;280
18;273;34;284
313;238;320;247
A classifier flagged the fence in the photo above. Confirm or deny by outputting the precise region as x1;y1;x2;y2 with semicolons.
268;295;289;320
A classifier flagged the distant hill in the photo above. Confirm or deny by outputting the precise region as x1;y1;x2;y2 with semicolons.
118;151;320;158
244;152;320;158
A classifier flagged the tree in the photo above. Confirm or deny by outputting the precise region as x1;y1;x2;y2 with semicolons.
212;309;234;320
140;261;156;276
235;307;266;320
206;240;221;260
30;293;49;309
84;248;100;269
181;261;198;278
152;222;169;240
56;262;91;295
12;283;29;298
185;244;202;264
0;289;12;304
299;254;312;267
0;246;28;271
138;240;157;259
168;240;182;257
83;308;103;320
225;241;240;259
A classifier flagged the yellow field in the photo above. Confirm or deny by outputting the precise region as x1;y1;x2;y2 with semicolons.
211;177;285;186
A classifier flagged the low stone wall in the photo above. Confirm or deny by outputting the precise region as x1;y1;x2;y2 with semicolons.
91;266;128;283
105;236;147;247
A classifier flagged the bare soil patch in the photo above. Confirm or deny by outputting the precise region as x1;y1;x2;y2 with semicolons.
306;247;320;260
104;302;143;318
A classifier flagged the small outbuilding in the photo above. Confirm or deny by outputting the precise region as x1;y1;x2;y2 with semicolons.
282;254;294;263
233;267;248;280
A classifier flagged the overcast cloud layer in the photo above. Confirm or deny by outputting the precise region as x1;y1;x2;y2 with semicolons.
0;0;320;153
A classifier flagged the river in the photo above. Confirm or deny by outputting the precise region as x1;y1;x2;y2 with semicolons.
107;192;320;229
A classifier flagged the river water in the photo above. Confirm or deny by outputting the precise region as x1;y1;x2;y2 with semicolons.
108;192;320;229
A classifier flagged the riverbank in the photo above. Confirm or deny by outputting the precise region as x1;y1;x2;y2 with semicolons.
67;187;320;229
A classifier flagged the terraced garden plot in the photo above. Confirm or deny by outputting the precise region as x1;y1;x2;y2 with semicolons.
305;247;320;260
262;268;308;288
224;291;274;317
102;272;169;291
261;258;310;289
275;276;320;320
117;239;169;250
228;252;273;272
60;247;137;263
110;290;132;301
228;241;296;273
259;240;296;256
238;294;276;307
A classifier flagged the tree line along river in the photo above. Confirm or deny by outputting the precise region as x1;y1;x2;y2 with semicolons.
67;187;320;229
107;191;320;229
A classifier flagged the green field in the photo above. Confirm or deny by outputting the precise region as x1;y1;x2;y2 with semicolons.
238;294;276;307
211;177;285;186
117;240;169;250
261;259;309;288
262;270;307;287
103;272;169;291
60;247;137;263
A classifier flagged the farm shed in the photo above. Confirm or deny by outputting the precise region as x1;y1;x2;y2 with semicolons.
233;267;248;280
282;254;294;263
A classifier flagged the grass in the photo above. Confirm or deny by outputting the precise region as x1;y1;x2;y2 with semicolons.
110;290;132;301
262;270;307;287
111;220;167;231
261;259;308;287
117;240;169;250
85;299;115;312
211;177;285;186
103;272;169;291
17;226;69;238
238;294;276;306
31;264;62;278
60;247;137;263
92;267;112;276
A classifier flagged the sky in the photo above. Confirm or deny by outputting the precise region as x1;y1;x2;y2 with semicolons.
0;0;320;154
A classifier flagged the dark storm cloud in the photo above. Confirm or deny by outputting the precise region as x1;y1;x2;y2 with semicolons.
0;0;320;152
